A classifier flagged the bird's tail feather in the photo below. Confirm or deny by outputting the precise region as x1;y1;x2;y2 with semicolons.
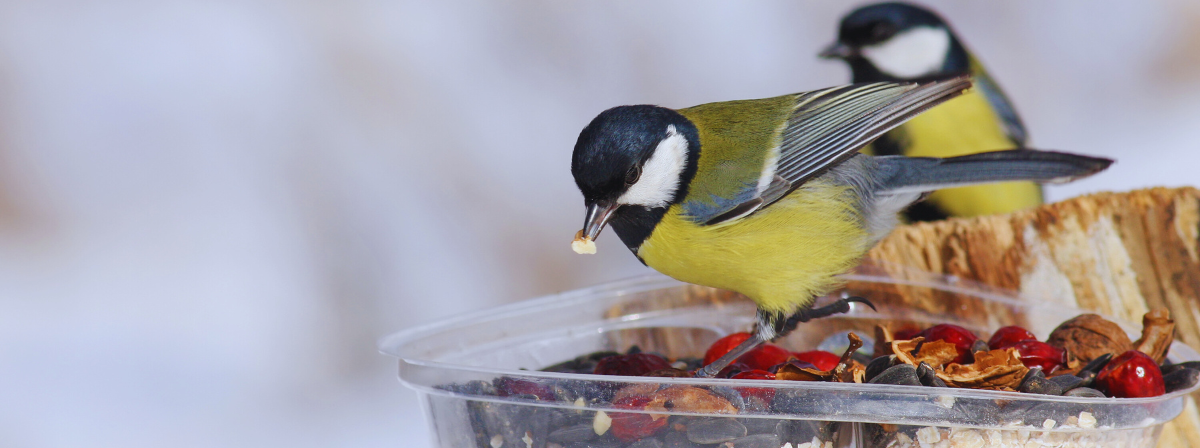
875;149;1113;194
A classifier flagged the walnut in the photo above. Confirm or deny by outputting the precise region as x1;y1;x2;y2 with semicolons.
1046;314;1133;364
1133;308;1175;364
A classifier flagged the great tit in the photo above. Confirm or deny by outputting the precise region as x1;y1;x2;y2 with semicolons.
821;2;1038;221
569;78;1112;377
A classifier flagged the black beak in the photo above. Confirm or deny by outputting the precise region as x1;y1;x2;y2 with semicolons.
581;200;619;241
819;41;857;59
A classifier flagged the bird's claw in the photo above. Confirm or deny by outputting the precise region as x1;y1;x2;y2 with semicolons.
841;294;877;311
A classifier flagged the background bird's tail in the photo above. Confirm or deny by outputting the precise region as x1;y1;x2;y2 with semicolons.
875;149;1113;194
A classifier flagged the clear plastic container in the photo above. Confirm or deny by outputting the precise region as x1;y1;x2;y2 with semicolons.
380;267;1200;448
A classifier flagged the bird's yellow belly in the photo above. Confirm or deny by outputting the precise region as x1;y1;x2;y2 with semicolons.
637;182;869;314
900;91;1042;217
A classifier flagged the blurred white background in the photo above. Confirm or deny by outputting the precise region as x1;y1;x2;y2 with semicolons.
1;1;1198;447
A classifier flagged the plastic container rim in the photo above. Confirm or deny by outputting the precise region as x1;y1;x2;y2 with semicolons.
380;270;1200;408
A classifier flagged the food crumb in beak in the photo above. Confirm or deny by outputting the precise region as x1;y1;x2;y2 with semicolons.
572;230;597;254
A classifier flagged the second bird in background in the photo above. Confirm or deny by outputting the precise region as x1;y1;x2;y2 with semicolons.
821;2;1040;221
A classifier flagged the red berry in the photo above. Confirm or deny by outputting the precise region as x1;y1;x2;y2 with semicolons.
494;377;555;400
741;344;793;370
918;324;979;364
609;395;668;441
1096;350;1166;398
1011;340;1065;371
704;333;752;365
594;353;672;377
988;326;1038;350
731;369;777;402
793;350;841;371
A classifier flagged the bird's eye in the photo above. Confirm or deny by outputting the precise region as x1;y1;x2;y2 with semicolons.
625;166;642;186
870;22;895;41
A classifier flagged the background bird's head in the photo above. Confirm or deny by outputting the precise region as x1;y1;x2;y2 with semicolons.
821;2;968;81
570;105;699;245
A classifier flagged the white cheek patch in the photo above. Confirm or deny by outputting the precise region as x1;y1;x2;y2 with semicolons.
861;26;951;79
617;125;688;208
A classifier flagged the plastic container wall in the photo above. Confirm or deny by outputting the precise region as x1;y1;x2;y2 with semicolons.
380;270;1200;448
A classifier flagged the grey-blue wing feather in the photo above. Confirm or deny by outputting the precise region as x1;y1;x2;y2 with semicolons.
682;181;763;225
697;78;973;226
766;77;973;206
874;149;1112;194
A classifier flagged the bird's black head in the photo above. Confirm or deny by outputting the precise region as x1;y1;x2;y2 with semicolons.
570;105;700;252
821;2;968;82
838;3;946;48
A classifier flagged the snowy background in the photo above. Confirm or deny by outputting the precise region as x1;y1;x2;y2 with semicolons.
1;1;1198;447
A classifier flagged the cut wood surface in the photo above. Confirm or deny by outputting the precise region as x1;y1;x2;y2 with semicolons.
865;186;1200;448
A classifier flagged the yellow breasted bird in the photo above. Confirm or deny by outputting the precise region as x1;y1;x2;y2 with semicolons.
821;2;1038;221
569;78;1112;377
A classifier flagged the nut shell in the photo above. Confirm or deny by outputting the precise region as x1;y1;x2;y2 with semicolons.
1046;314;1133;364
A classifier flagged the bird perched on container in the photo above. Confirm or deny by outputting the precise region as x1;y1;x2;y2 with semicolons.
821;2;1038;221
568;77;1111;377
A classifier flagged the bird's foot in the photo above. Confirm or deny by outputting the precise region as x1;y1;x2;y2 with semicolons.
693;334;765;378
693;295;875;378
780;294;876;336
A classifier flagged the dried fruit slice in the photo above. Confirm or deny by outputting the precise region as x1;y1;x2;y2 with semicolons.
892;338;959;370
917;324;979;364
775;359;830;382
940;348;1029;390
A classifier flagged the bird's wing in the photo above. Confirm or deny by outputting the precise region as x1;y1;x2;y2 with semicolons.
696;77;972;226
970;58;1028;146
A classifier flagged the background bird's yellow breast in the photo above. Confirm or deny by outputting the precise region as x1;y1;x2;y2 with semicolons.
895;90;1042;217
637;182;868;314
